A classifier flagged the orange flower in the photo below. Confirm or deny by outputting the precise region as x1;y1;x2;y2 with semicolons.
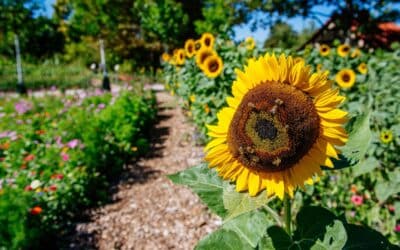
0;142;10;150
30;206;43;215
35;130;46;135
350;184;357;193
24;154;35;162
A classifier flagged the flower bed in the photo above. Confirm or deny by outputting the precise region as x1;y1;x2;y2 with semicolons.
0;88;156;248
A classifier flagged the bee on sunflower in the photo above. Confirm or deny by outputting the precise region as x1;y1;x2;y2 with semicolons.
335;69;356;89
204;53;348;200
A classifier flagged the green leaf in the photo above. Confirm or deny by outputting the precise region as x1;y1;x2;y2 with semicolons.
310;220;347;250
330;112;372;170
195;229;252;250
266;226;293;250
352;157;379;177
375;168;400;202
343;224;400;250
223;211;271;248
223;184;272;220
168;163;227;217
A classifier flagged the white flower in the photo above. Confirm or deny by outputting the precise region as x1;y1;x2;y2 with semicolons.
30;180;42;189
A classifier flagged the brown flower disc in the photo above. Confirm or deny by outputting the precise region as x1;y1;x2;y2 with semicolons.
227;82;320;173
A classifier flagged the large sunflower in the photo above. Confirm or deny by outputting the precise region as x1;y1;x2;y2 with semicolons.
337;44;351;57
204;53;348;199
335;69;356;89
185;39;196;58
203;54;224;78
319;44;330;56
201;32;215;49
196;47;216;70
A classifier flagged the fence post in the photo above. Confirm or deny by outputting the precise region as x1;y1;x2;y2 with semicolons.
14;34;27;95
99;39;111;91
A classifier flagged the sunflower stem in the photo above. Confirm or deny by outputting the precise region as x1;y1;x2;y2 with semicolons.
283;194;292;236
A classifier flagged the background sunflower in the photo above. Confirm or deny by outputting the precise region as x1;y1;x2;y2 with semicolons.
202;54;223;78
319;44;330;56
335;68;356;88
337;44;351;57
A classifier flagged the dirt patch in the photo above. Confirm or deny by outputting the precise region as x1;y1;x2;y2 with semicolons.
66;91;221;250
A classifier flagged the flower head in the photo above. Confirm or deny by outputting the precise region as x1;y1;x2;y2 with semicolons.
161;52;171;62
319;44;330;56
380;130;393;144
204;53;348;199
335;69;356;89
200;32;215;49
202;54;224;78
175;49;185;65
14;101;32;115
196;47;216;70
245;37;256;50
184;39;196;58
395;225;400;233
67;139;80;149
337;44;351;57
351;48;361;58
351;195;364;206
30;206;43;215
357;63;368;74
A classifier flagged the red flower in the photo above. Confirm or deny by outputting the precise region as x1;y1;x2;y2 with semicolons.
30;206;43;215
24;154;35;162
49;185;57;192
351;195;364;206
395;225;400;233
24;185;32;191
51;173;64;180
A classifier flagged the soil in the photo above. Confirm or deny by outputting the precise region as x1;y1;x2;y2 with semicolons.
65;89;221;250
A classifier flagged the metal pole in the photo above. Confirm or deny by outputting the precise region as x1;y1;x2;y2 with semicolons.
99;39;110;91
14;34;27;94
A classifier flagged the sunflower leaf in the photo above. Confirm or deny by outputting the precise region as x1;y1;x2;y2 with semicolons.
168;163;227;217
196;211;269;250
223;184;273;221
310;220;347;250
329;112;372;170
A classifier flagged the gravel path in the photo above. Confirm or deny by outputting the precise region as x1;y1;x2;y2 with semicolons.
66;91;221;250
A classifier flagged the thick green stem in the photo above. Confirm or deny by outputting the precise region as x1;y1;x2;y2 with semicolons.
284;194;291;236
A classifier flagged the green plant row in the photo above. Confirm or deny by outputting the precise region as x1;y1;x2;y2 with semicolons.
0;89;157;249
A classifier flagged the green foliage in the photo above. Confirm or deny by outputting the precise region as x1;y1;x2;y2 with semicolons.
0;89;157;248
0;57;94;91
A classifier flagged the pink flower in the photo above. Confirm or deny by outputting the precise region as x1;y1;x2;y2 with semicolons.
351;195;364;206
395;225;400;233
14;101;32;114
97;103;106;109
61;152;69;161
67;139;79;149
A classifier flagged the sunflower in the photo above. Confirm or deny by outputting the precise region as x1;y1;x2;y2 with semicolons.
245;37;256;50
196;47;216;70
202;54;224;78
201;32;215;49
175;49;185;65
357;63;368;74
185;39;196;58
337;44;351;57
319;44;330;56
161;52;171;62
190;95;196;103
351;48;361;58
204;53;348;199
335;69;356;89
380;130;393;144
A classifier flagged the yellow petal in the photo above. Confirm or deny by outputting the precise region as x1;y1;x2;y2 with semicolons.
236;168;249;192
248;171;261;196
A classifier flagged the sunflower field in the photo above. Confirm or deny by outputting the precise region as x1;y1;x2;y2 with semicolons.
163;33;400;249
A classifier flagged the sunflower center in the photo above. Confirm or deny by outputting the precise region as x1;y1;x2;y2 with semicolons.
343;47;349;52
342;73;350;82
205;38;211;46
227;82;320;173
322;47;327;52
208;60;219;72
255;119;277;140
188;44;193;53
